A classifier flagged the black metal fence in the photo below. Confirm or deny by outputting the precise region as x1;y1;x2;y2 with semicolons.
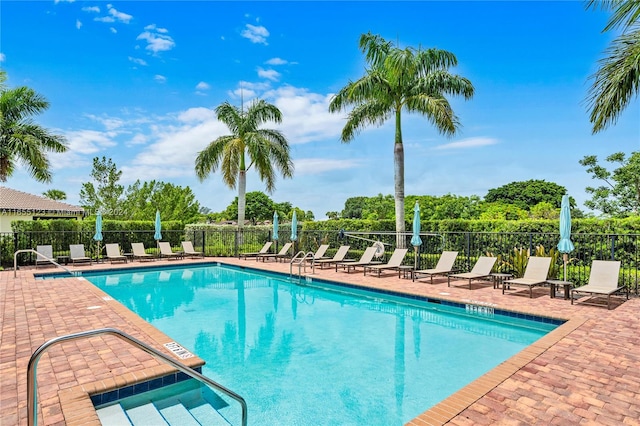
2;228;638;294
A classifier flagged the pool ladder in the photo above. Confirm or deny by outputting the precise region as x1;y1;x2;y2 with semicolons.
27;328;248;426
290;251;315;278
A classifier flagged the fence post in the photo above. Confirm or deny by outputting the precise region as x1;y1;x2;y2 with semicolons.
465;232;471;270
201;230;206;256
610;235;616;260
234;229;239;257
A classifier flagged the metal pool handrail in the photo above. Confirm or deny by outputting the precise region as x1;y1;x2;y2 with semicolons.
290;251;315;277
13;249;76;278
27;328;248;426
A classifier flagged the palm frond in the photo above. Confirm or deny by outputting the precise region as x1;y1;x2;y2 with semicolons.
587;0;640;31
359;32;393;67
587;29;640;133
194;136;233;181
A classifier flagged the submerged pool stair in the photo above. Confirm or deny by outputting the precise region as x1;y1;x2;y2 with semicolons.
96;380;232;426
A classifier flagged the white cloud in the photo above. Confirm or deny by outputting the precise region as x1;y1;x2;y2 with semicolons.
230;88;258;99
266;57;287;65
227;80;272;100
95;16;115;23
433;137;499;150
241;24;269;44
257;68;280;81
154;75;167;83
121;108;229;182
137;26;176;54
265;86;345;144
54;0;75;3
128;56;147;66
94;4;132;24
196;82;210;90
0;53;5;62
82;6;100;13
110;27;117;34
106;4;132;23
177;107;215;123
76;20;82;30
64;129;118;154
294;158;361;175
85;114;125;131
128;133;148;146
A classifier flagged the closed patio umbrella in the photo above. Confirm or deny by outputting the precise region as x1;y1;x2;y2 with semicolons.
557;194;575;281
290;210;298;242
410;202;423;270
154;210;162;252
93;211;103;261
273;211;279;241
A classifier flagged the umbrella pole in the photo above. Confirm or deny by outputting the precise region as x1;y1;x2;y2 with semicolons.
563;253;568;282
414;246;419;271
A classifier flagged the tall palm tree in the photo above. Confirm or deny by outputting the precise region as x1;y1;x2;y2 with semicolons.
0;71;67;182
195;99;294;228
586;0;640;133
329;33;474;246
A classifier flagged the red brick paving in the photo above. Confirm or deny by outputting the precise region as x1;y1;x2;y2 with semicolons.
1;256;639;425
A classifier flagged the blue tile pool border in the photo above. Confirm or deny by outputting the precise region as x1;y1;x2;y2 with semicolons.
90;367;202;407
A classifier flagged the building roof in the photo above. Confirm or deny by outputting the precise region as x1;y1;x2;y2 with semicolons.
0;186;84;214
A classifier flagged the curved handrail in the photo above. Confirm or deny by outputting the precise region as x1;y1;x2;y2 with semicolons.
27;328;247;426
14;249;75;278
290;251;315;277
289;251;306;277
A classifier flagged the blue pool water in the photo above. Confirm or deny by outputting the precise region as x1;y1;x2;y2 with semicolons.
84;264;559;425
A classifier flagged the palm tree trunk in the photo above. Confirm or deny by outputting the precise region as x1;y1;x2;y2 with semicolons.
238;169;246;228
394;109;405;248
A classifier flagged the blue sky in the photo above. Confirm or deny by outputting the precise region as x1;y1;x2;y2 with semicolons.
2;0;639;218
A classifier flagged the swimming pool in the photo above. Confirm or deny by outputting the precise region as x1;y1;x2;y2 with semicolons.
83;263;559;425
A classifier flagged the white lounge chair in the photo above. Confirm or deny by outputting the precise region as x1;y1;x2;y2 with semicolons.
308;244;330;261
413;251;459;283
158;242;183;260
448;256;497;289
257;242;292;262
239;241;273;259
336;246;381;273
69;244;92;265
182;241;204;258
105;243;127;264
315;246;351;269
571;260;627;310
35;245;54;269
502;257;552;298
131;243;154;261
363;248;409;277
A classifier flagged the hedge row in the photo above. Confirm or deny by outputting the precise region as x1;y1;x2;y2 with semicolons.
303;217;640;234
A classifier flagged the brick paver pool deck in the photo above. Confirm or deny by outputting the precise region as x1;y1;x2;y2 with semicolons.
1;257;638;425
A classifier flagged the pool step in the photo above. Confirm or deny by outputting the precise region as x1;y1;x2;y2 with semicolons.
125;402;169;425
95;403;131;425
97;399;230;426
